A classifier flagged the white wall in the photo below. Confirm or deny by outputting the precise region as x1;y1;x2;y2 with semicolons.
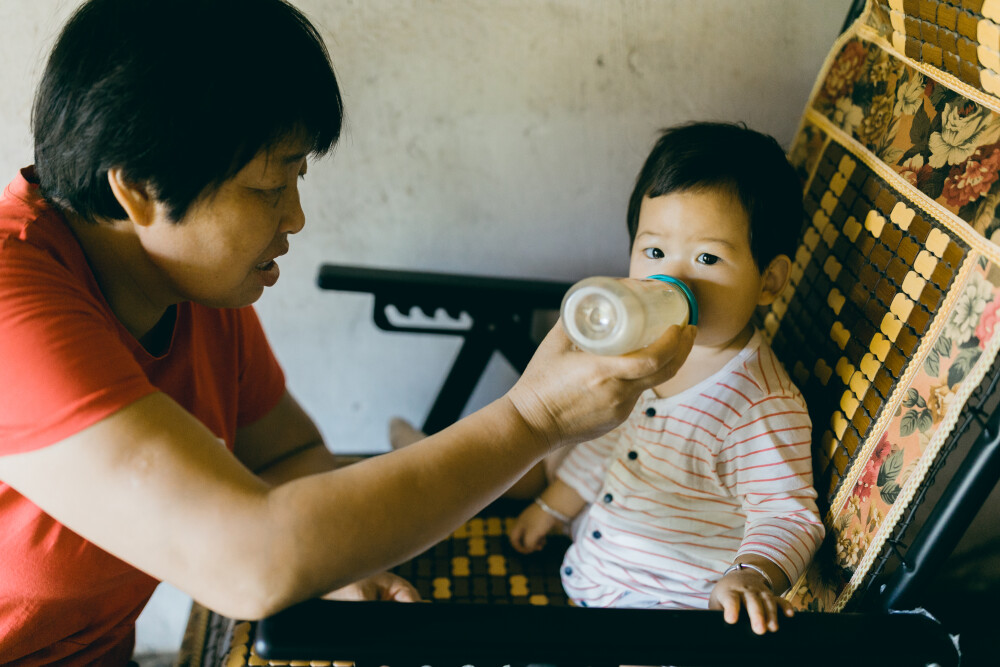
0;0;855;654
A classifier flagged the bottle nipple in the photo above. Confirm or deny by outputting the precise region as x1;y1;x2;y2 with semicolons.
573;291;620;343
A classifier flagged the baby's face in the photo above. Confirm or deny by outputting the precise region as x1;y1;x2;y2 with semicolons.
629;189;772;350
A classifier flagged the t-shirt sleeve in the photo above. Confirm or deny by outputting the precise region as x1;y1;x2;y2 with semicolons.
716;392;825;584
0;244;157;455
233;306;286;428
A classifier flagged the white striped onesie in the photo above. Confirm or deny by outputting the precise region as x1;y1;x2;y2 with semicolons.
557;329;824;609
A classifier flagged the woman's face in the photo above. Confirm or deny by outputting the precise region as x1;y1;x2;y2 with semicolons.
135;136;310;310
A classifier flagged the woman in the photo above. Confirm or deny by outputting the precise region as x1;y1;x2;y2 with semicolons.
0;0;695;663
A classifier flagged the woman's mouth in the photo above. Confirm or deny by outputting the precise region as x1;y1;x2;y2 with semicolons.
255;259;280;287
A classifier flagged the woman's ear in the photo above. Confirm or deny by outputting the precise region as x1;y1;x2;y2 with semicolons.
757;254;792;306
107;168;157;227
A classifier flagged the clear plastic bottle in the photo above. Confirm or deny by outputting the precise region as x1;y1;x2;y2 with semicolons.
560;274;698;355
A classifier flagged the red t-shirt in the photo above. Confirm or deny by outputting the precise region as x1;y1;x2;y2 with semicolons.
0;169;287;664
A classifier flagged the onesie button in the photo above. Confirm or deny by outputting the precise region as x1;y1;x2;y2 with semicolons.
627;451;638;460
645;407;656;417
592;530;602;539
564;566;573;576
603;493;613;503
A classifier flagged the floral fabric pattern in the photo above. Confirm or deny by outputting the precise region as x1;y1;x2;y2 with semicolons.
814;39;1000;244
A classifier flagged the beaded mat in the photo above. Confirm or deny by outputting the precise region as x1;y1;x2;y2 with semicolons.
390;511;570;606
770;0;1000;611
179;502;570;666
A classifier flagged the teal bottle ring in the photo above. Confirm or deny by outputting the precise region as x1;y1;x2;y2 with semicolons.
647;274;698;326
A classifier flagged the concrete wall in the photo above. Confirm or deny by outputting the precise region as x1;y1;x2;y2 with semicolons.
0;0;854;653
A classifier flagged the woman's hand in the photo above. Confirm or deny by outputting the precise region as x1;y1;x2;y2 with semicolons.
708;567;794;634
507;321;696;452
322;571;420;602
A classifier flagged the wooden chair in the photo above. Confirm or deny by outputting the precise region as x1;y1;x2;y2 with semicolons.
180;1;1000;664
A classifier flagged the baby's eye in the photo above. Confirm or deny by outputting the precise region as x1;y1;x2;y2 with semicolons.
643;247;664;260
697;253;720;265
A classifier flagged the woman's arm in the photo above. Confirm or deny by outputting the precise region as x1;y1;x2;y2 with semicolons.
234;390;422;602
0;322;695;620
233;390;338;485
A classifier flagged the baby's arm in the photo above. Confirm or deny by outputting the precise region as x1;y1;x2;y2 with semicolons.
509;479;586;553
510;424;621;553
711;392;824;634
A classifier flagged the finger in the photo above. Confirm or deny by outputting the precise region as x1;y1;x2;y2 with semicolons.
759;593;781;632
630;324;697;384
329;583;365;601
743;593;768;635
514;528;543;554
386;577;421;602
523;529;543;552
778;597;796;617
661;324;697;372
719;592;741;624
536;318;574;352
509;529;528;554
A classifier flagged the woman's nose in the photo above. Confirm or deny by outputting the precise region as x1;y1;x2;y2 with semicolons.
281;183;306;235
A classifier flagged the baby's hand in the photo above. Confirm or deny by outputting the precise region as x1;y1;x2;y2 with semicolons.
509;502;560;554
708;567;794;635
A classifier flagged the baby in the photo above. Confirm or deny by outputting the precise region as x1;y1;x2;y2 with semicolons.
509;122;824;635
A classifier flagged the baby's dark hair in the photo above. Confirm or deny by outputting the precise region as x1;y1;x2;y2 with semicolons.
626;121;803;270
32;0;343;223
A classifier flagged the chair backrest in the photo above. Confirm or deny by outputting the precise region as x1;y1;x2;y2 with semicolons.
764;0;1000;612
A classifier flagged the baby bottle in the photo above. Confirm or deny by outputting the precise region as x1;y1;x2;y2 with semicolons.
560;275;698;356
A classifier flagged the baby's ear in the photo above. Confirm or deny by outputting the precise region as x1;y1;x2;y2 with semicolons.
757;255;792;306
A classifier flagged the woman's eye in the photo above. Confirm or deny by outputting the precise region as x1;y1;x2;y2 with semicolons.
256;186;286;205
643;247;664;259
697;253;720;265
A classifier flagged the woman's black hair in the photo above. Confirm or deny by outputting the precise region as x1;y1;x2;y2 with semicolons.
626;122;804;269
32;0;343;222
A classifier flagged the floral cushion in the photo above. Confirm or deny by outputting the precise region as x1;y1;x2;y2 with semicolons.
770;0;1000;611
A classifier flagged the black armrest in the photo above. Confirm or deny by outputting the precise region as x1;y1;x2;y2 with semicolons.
317;264;572;433
254;599;959;667
317;264;570;334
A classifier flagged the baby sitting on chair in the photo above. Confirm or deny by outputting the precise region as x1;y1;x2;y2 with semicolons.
393;122;824;636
